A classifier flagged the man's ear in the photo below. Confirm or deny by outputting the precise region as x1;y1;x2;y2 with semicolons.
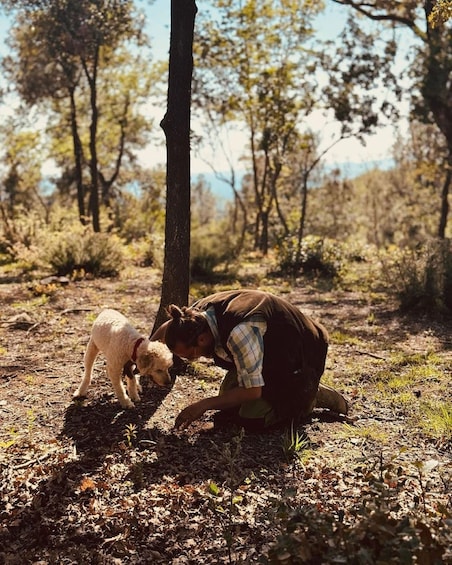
197;331;211;346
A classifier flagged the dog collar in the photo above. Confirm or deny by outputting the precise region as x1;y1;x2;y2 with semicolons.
131;337;145;362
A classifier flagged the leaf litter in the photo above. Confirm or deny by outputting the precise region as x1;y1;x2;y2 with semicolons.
0;267;451;563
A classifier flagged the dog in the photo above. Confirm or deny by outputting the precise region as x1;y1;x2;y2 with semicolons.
74;309;173;408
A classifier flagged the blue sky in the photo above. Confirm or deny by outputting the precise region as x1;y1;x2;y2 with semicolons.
143;0;348;60
0;0;406;190
139;0;406;175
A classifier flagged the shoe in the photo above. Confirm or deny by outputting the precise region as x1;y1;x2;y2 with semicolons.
315;383;349;415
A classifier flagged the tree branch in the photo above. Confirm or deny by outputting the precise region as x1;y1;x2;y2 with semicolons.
331;0;425;39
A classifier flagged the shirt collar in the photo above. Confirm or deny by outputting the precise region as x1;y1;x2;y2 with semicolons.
203;307;231;361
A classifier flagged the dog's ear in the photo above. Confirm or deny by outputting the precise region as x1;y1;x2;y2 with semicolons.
149;341;173;366
137;352;153;370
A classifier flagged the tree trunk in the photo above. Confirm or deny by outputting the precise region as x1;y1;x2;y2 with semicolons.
84;49;100;233
296;175;308;262
152;0;197;334
423;0;451;238
69;87;87;225
438;162;451;239
271;162;289;237
260;210;269;255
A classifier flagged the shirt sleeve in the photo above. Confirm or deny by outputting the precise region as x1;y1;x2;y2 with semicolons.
226;320;267;389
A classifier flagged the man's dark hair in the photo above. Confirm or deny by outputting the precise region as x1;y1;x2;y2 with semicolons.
164;305;208;349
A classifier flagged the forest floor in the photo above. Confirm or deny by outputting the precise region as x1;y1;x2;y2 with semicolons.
0;262;451;564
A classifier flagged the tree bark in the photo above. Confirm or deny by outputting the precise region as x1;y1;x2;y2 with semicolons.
83;48;101;233
152;0;197;333
69;87;87;225
438;163;451;239
423;0;452;238
296;173;308;262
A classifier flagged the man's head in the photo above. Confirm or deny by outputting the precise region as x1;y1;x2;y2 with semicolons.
164;304;214;361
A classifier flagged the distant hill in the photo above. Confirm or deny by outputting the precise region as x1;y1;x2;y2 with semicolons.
192;158;395;208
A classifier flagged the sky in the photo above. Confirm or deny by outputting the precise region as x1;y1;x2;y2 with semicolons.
0;0;410;188
139;0;409;178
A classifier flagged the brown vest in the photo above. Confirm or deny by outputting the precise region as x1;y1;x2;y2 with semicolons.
194;290;328;419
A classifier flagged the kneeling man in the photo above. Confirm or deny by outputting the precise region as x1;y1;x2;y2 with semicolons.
152;289;348;431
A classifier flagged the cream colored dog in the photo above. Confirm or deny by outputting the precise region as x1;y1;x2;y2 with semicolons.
74;309;173;409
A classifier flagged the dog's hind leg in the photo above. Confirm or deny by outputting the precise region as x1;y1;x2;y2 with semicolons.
108;363;134;409
74;337;99;399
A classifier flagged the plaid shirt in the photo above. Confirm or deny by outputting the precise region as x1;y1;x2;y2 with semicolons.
204;307;267;389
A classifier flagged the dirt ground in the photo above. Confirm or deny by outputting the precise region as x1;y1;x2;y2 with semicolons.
0;266;451;564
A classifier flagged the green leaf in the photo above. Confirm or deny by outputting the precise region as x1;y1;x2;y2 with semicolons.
208;481;221;496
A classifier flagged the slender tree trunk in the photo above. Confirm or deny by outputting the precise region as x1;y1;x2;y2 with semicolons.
69;87;87;225
271;162;289;237
84;49;100;233
260;209;269;255
152;0;197;333
232;191;248;254
438;160;451;239
423;0;451;239
100;96;129;207
296;175;308;262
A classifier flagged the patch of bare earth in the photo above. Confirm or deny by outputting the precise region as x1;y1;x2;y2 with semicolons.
0;267;451;564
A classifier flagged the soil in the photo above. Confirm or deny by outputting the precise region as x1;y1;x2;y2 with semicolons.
0;266;451;564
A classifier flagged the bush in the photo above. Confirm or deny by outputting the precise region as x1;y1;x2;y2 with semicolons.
190;225;238;280
385;239;452;314
47;228;124;277
275;235;344;279
265;450;451;564
266;504;449;564
0;207;46;269
125;233;165;269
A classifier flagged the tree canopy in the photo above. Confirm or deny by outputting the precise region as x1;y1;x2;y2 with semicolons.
1;0;160;231
331;0;452;237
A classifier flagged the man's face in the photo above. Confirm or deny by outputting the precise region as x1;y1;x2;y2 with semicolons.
172;341;199;361
172;331;214;361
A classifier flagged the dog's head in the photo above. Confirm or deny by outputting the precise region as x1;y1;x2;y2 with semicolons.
136;340;173;386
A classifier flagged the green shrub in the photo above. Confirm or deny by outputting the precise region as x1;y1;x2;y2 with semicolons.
385;239;452;314
0;206;46;268
47;228;124;277
265;451;451;564
190;225;238;280
276;235;344;278
266;505;448;565
125;233;164;269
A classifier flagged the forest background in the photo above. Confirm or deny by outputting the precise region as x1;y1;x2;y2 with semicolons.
0;0;450;315
0;1;451;563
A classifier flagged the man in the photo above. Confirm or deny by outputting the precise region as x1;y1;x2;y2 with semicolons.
152;289;348;431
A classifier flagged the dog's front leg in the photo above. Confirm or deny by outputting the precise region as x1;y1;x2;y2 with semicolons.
126;374;141;403
107;363;134;409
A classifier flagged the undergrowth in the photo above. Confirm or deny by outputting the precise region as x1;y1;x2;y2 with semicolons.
265;450;451;565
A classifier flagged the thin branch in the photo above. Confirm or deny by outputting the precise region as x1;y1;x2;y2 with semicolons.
356;349;387;360
331;0;425;39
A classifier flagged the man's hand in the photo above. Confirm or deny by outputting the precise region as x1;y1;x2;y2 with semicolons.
174;386;262;430
175;401;206;429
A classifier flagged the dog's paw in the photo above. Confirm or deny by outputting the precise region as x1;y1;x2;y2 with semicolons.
120;398;135;409
129;393;141;402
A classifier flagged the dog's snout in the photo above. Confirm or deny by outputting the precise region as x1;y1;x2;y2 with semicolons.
150;369;172;387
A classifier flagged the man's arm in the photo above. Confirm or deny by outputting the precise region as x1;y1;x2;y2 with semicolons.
175;385;262;429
